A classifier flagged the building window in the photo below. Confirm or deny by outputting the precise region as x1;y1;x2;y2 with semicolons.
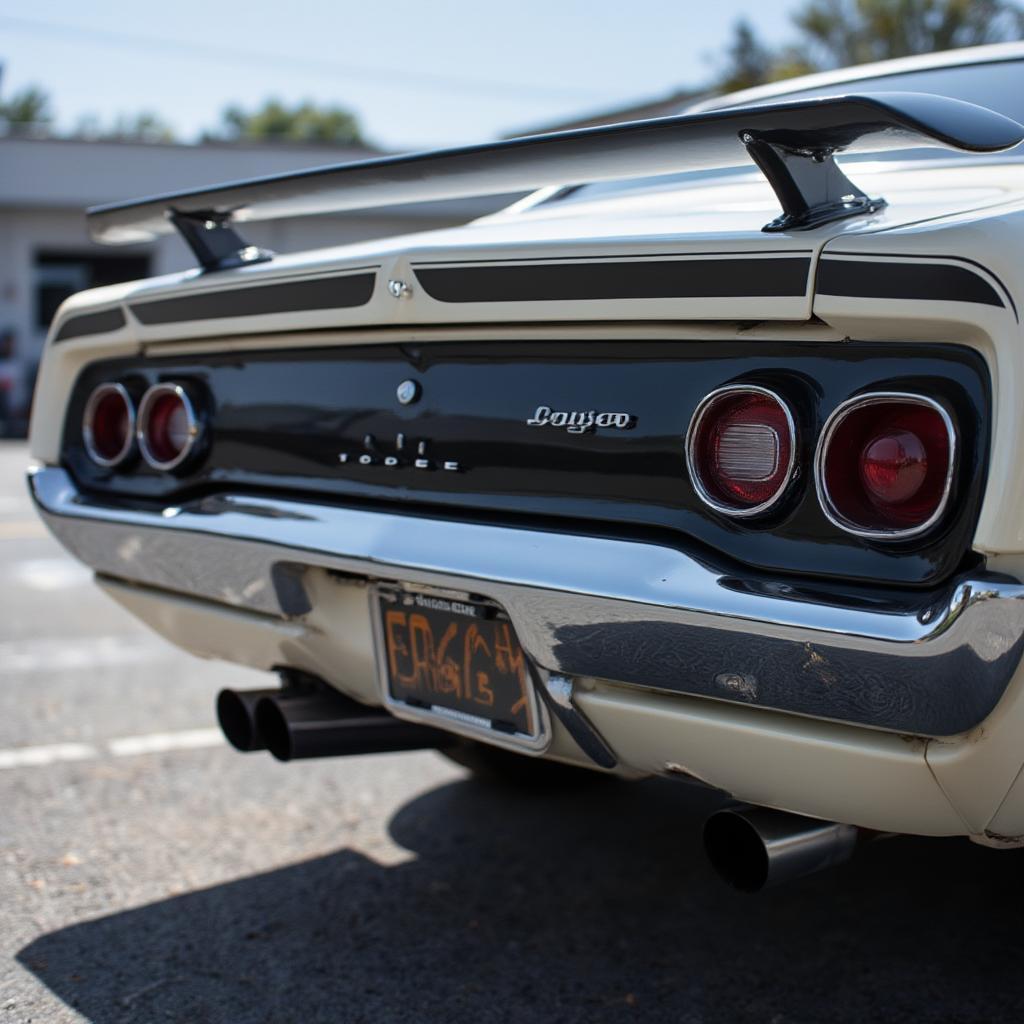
35;252;151;329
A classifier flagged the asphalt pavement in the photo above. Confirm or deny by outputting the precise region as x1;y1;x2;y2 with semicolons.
4;438;1024;1023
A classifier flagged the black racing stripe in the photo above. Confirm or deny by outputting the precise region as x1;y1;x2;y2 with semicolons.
817;257;1004;308
414;258;811;303
411;249;813;265
129;272;376;326
54;307;126;342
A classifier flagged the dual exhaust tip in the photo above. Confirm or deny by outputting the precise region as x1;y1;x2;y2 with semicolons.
218;683;865;892
216;684;451;762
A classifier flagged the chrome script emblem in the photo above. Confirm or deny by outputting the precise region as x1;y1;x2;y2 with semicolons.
526;404;635;434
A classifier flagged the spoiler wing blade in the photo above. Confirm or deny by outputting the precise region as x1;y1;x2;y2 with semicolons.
86;92;1024;268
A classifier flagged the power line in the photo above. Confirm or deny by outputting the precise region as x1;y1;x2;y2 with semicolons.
0;14;608;103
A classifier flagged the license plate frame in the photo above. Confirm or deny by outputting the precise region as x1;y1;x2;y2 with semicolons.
371;585;549;754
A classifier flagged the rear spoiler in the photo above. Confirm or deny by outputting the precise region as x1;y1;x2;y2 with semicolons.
87;92;1023;272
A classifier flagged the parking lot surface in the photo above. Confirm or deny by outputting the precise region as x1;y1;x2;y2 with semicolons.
4;440;1024;1023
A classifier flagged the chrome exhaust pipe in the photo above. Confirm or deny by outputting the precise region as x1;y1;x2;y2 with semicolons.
255;689;452;762
216;687;285;752
703;806;860;892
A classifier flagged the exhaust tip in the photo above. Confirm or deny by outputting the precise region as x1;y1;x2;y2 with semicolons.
255;688;454;761
703;809;772;892
704;806;860;892
216;688;270;752
255;696;294;761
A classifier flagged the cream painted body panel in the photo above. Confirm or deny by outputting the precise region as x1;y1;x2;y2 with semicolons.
807;210;1024;841
574;688;965;836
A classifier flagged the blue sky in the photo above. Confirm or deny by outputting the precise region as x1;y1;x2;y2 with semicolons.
0;0;799;149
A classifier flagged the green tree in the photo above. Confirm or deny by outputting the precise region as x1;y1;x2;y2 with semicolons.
0;85;53;136
73;111;176;142
713;0;1024;93
109;111;176;143
209;98;363;145
717;19;778;92
794;0;1024;67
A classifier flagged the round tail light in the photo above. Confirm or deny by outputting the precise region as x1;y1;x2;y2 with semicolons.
137;383;200;471
686;385;797;517
82;383;135;468
815;393;955;539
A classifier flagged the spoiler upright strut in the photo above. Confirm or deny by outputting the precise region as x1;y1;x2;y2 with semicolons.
87;92;1024;272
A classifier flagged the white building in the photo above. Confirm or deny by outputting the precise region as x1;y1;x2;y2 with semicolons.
0;135;517;427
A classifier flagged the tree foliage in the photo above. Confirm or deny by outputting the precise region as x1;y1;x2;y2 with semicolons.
0;85;53;135
796;0;1024;66
74;111;177;143
208;98;363;145
716;20;778;92
0;82;361;146
714;0;1024;93
109;111;176;143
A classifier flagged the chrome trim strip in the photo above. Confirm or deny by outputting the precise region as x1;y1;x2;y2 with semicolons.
685;384;798;518
814;391;957;541
29;466;1024;736
82;383;135;469
136;383;202;473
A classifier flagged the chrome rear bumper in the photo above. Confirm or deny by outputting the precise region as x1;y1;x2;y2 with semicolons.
30;465;1024;737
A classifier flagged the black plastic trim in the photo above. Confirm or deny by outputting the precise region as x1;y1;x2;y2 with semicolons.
410;249;814;264
54;307;127;342
169;209;274;274
129;271;377;326
743;133;887;232
817;256;1005;309
413;257;811;303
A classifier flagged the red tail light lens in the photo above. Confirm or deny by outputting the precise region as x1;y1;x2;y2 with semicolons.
816;393;955;538
82;383;134;468
686;386;797;516
137;383;200;471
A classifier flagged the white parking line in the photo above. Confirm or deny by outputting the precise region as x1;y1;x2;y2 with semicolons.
0;520;48;540
12;557;91;589
0;729;226;769
1;635;176;673
107;728;224;757
0;742;99;769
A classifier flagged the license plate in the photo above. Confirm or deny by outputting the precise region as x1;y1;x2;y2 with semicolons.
375;590;544;747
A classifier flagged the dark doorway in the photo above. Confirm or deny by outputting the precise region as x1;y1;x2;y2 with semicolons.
34;251;151;330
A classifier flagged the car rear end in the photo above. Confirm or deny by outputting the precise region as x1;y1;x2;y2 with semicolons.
26;75;1024;888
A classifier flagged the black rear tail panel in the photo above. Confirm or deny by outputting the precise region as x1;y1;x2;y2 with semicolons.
62;338;991;586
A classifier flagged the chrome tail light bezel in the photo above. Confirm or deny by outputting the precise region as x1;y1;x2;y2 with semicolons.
136;382;202;472
685;384;798;519
814;391;957;541
82;382;136;469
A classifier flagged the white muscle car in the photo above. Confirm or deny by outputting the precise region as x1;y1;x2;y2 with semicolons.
29;42;1024;889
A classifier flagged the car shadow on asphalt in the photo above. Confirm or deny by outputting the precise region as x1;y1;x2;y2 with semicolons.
17;774;1024;1024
